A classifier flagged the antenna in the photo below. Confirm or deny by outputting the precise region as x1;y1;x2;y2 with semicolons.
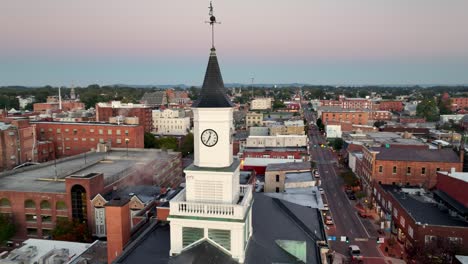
205;1;221;49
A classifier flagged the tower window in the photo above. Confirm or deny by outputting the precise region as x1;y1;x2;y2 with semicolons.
275;175;280;182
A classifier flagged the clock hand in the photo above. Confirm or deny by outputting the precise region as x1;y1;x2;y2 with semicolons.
207;134;211;142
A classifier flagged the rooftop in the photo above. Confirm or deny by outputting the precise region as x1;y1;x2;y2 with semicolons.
264;187;325;209
373;148;460;163
31;121;140;127
266;162;311;172
114;194;325;264
285;171;313;183
243;157;303;167
0;149;177;193
437;171;468;183
243;146;308;152
382;185;468;227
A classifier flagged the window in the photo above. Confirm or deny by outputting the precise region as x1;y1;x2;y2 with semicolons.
400;216;405;227
379;166;383;173
449;237;463;245
73;129;77;135
65;147;71;150
393;208;398;218
421;167;426;175
40;200;51;209
25;214;37;222
116;130;121;135
56;129;61;134
98;129;103;135
0;198;11;207
48;128;52;132
99;139;104;143
436;168;440;172
276;187;280;193
25;199;36;208
90;138;95;142
108;129;112;135
27;228;38;236
125;130;129;136
425;235;437;245
56;201;67;210
116;139;122;144
393;166;397;174
74;138;78;141
82;138;86;141
41;215;52;223
276;175;280;182
56;216;68;222
208;229;231;251
182;227;204;247
90;129;95;133
406;167;411;175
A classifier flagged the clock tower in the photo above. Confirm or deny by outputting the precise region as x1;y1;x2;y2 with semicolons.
168;3;253;263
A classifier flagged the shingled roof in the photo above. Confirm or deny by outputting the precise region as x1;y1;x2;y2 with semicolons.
374;148;460;163
192;48;233;108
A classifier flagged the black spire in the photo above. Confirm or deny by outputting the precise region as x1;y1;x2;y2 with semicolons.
192;48;233;108
192;2;233;108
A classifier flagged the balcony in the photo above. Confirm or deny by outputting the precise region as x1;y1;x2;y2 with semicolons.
170;184;253;220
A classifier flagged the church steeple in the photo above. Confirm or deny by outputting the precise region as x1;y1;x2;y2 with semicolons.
192;48;233;108
192;2;233;108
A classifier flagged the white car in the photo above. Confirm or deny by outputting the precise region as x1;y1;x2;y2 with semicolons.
348;245;363;260
319;187;324;194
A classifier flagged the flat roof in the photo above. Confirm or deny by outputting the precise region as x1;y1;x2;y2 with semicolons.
382;185;468;227
243;158;303;167
266;162;311;172
264;187;325;209
437;171;468;183
285;171;313;183
0;149;177;193
244;147;308;152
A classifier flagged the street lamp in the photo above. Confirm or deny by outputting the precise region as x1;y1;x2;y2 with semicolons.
125;138;130;157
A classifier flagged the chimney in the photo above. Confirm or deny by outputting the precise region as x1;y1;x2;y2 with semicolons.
460;149;464;164
106;197;131;264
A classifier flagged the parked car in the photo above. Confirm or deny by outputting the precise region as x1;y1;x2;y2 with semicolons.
313;170;320;178
319;187;324;194
358;211;368;218
348;245;363;260
325;215;334;225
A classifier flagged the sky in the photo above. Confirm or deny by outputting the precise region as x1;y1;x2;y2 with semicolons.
1;0;468;86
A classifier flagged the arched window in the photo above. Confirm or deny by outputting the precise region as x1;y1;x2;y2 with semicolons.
0;198;11;207
56;201;67;210
24;199;36;208
71;185;87;222
40;200;51;209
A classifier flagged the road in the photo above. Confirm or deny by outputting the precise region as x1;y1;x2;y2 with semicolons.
304;108;386;263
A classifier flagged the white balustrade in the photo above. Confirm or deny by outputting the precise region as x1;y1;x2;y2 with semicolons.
170;185;253;220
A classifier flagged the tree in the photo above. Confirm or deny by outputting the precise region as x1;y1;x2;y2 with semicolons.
158;137;178;150
332;138;344;150
144;132;158;148
272;100;285;110
316;118;324;131
51;219;91;242
438;97;452;115
179;133;194;157
406;237;461;264
416;98;439;122
340;171;359;187
373;120;386;128
0;214;15;245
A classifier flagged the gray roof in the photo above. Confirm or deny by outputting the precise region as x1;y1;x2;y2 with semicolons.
266;162;311;172
192;48;233;108
374;148;460;162
382;185;468;227
103;185;161;204
113;193;325;264
141;91;167;106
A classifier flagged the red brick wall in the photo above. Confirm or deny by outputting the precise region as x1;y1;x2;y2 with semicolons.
0;120;35;171
378;101;404;112
321;111;369;125
242;151;305;160
373;160;462;188
34;122;144;158
436;172;468;207
96;105;153;132
33;101;84;112
106;201;130;264
451;97;468;111
370;111;392;121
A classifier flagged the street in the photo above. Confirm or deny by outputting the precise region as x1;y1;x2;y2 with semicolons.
304;108;391;263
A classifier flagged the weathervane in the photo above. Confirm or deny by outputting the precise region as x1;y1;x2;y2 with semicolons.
206;1;220;49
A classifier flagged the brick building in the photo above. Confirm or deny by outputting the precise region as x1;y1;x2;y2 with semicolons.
360;147;463;193
0;120;35;171
96;101;153;132
321;110;370;125
450;97;468;112
0;149;183;240
342;98;373;109
435;171;468;213
33;121;144;158
375;101;404;112
369;111;392;121
241;147;308;161
264;162;312;193
373;184;468;254
33;96;85;113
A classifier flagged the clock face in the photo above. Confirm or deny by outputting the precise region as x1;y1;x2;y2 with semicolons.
201;129;218;147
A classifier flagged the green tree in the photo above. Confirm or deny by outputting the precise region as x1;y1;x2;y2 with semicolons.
332;138;344;150
416;98;439;122
158;137;179;150
180;133;194;157
340;171;359;187
0;214;15;245
272;100;286;110
316;118;324;131
52;219;91;242
438;97;452;115
144;132;158;148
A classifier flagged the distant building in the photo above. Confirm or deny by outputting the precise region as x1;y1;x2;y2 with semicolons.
152;109;191;135
33;121;144;158
95;101;153;132
245;112;263;128
250;98;272;110
246;135;308;148
264;162;313;193
0;119;35;171
140;91;167;107
375;100;404;112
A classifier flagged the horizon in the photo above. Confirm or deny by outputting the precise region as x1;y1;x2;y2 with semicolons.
1;0;468;86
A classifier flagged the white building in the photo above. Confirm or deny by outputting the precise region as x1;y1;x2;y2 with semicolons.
250;97;272;110
245;112;263;128
168;48;253;263
245;134;308;148
439;114;466;124
17;96;35;109
152;109;191;135
325;124;342;138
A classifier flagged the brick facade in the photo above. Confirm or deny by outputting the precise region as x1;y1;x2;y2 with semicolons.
436;172;468;208
377;101;404;112
321;111;369;125
34;122;144;158
0;120;35;171
96;103;153;132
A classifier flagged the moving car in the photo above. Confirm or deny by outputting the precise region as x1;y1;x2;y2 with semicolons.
313;169;320;178
348;245;363;260
319;187;324;194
